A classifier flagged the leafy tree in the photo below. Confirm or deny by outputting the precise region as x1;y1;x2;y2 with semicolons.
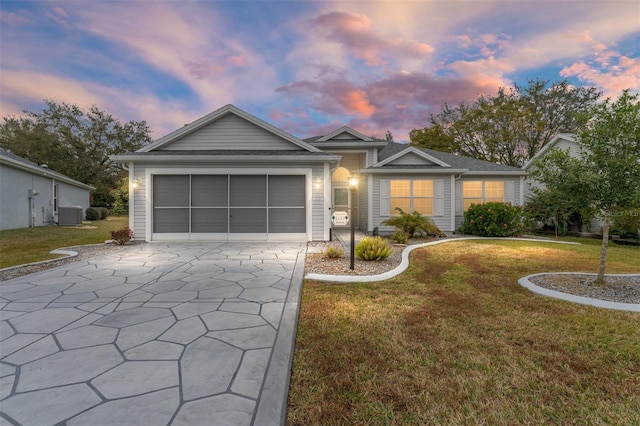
384;130;394;142
525;149;597;236
410;79;601;166
576;90;640;283
0;100;152;206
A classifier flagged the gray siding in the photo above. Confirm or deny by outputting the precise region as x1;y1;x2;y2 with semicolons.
160;114;302;151
386;152;435;166
371;174;453;233
0;165;90;230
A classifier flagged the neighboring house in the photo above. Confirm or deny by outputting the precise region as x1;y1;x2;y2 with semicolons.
522;133;601;233
0;148;94;230
112;104;526;242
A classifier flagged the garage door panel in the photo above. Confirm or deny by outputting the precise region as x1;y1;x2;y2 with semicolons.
191;208;228;233
192;175;228;207
230;176;266;207
229;208;267;233
268;208;305;232
268;175;304;207
154;208;189;233
154;175;189;207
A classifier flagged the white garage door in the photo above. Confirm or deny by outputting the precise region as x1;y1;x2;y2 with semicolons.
152;174;306;241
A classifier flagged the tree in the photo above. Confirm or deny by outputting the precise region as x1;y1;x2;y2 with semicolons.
526;149;596;236
576;90;640;283
410;79;601;166
0;100;152;206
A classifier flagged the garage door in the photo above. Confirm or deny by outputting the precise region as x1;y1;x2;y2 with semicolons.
152;174;306;241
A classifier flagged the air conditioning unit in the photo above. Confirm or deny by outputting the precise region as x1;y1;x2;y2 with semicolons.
58;206;83;226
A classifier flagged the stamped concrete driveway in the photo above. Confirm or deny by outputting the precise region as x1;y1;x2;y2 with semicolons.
0;242;306;426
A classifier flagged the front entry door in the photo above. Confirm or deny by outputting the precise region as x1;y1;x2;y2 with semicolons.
332;187;350;229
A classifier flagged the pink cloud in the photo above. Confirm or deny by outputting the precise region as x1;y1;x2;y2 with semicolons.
183;60;226;79
45;6;70;30
309;11;433;66
227;55;248;67
339;89;376;117
560;54;640;96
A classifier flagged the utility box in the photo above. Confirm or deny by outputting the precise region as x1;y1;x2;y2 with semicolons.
58;206;83;226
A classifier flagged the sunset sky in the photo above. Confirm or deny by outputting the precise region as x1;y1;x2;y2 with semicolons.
1;1;638;142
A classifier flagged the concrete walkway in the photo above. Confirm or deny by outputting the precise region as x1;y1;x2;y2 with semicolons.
0;242;306;426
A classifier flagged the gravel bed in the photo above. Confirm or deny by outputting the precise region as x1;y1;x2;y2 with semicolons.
305;240;406;276
528;274;640;304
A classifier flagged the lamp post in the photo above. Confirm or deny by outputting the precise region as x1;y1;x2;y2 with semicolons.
348;173;358;270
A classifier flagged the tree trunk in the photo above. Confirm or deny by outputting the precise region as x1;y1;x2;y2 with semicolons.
596;210;611;284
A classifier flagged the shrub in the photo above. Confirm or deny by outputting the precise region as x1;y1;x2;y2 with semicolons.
85;207;100;221
97;207;109;220
612;208;640;239
355;236;393;261
392;231;409;244
322;243;344;259
110;227;133;245
382;208;442;238
460;202;526;237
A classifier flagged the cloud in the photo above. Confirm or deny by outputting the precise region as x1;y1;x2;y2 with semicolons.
561;54;640;96
0;10;31;26
309;11;434;66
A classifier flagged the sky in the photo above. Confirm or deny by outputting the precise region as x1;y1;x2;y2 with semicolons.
1;1;638;143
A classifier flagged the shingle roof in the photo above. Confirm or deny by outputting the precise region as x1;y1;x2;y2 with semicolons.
375;142;523;173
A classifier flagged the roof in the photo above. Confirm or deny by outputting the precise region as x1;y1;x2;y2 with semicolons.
112;150;341;163
0;148;95;190
522;133;578;170
372;142;525;174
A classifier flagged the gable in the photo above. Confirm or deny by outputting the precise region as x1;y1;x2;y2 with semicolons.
317;126;373;142
330;131;364;141
159;113;303;151
385;151;440;166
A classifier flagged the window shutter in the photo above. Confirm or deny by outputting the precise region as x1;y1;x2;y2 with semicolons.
455;181;463;215
505;181;515;205
434;179;444;216
380;179;390;217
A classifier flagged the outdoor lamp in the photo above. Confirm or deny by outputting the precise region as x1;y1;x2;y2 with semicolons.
348;173;358;270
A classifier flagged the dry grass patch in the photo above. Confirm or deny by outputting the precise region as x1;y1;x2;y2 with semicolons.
288;240;640;425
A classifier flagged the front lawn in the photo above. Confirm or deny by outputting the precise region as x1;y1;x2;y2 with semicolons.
288;239;640;425
0;216;128;269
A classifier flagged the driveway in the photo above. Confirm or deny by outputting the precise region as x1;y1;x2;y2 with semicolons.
0;242;306;426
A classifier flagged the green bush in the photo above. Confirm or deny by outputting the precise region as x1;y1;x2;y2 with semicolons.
382;208;442;238
322;243;345;259
460;202;526;237
392;231;409;244
110;227;133;245
612;208;640;239
85;207;100;221
355;236;393;261
97;207;109;220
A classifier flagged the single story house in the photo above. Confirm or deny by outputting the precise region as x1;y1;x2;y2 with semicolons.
112;104;526;242
0;148;94;230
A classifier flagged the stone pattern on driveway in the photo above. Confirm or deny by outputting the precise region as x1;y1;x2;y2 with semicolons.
0;242;306;426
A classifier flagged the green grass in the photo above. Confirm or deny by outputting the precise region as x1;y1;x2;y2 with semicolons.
0;216;128;269
288;239;640;425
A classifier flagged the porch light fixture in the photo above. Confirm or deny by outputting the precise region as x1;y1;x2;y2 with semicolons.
131;179;141;190
348;172;358;270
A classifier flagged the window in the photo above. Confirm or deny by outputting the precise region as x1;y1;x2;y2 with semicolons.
463;181;505;211
390;179;433;215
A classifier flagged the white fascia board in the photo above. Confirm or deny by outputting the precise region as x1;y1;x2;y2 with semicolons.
317;126;374;142
360;168;468;174
111;154;342;163
311;141;388;149
375;146;451;168
462;170;527;176
0;156;95;190
139;104;322;153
